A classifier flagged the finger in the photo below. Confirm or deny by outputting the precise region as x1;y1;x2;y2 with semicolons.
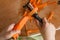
7;23;15;32
56;26;60;30
56;28;60;30
43;17;49;25
43;17;48;23
5;30;20;39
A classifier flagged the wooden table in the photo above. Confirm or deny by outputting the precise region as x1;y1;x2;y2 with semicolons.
0;0;60;40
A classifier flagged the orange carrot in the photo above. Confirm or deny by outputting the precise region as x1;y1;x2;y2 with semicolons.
13;16;29;39
38;2;47;8
37;0;41;4
47;11;54;21
12;7;38;39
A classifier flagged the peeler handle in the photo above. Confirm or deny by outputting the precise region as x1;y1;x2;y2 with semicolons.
32;13;43;24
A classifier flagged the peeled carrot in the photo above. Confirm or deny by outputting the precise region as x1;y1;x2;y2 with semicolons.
38;1;56;10
12;16;29;39
47;11;54;21
28;7;38;16
27;29;39;35
37;0;42;4
12;7;38;39
38;2;48;8
30;0;34;3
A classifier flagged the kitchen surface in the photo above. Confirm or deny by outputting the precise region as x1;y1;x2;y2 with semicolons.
0;0;60;40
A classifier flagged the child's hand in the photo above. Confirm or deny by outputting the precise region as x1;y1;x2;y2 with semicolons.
40;18;56;40
0;23;20;40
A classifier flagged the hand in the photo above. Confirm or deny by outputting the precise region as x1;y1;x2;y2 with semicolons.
0;23;20;40
40;18;56;40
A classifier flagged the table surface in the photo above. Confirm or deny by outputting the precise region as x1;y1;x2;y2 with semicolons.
0;0;60;40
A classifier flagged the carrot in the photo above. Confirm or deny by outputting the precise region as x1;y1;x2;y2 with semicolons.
37;0;41;4
12;7;38;39
28;7;38;16
47;11;54;21
30;0;34;3
38;2;47;8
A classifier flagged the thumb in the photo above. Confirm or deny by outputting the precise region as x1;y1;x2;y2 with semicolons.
43;17;48;23
5;30;20;39
7;23;15;32
43;17;48;25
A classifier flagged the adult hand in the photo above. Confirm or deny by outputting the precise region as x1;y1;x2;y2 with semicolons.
40;18;56;40
0;23;20;40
